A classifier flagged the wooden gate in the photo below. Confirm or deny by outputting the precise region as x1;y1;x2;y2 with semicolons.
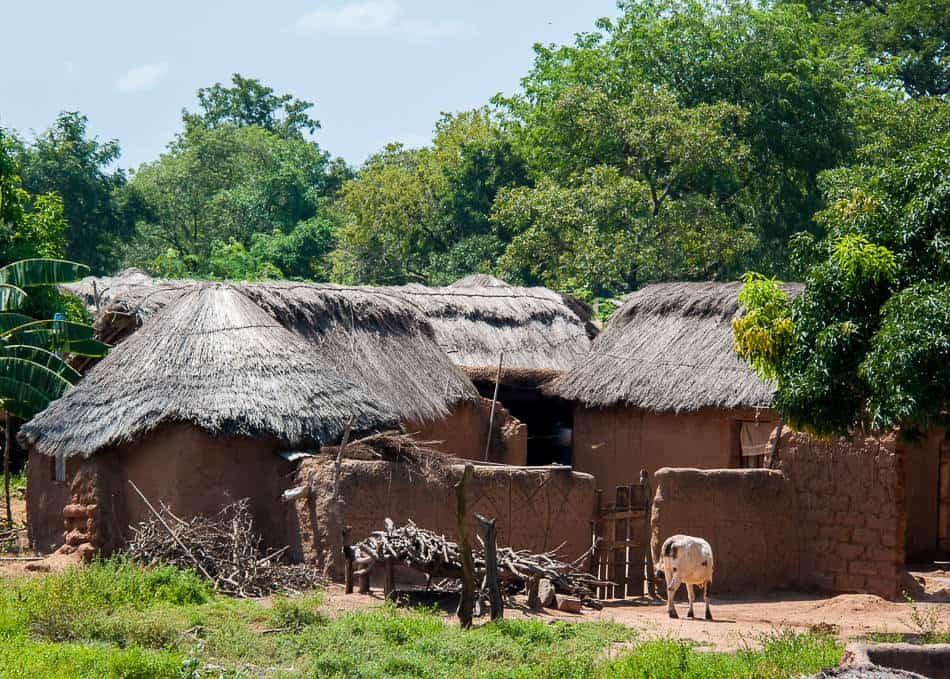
590;471;653;599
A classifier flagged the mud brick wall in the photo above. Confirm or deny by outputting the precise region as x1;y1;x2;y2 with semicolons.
290;458;596;577
651;467;799;592
777;432;905;599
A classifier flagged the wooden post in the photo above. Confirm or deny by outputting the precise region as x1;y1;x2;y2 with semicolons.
455;463;475;628
767;418;785;469
641;470;657;599
483;351;504;461
475;512;503;620
383;559;395;601
357;572;370;594
342;526;354;594
527;576;541;609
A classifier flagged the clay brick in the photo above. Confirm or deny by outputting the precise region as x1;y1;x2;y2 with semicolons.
879;533;899;548
851;528;879;546
817;557;849;575
864;576;899;599
827;495;850;512
800;523;819;539
866;547;899;563
834;574;866;592
866;516;895;531
808;573;837;592
834;512;866;527
819;525;851;542
848;560;882;577
64;529;93;546
836;543;864;560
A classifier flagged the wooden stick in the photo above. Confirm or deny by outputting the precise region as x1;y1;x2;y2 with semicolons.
767;418;785;469
475;512;503;620
127;480;214;582
342;526;354;594
456;463;475;628
3;413;12;527
483;351;504;461
384;558;395;601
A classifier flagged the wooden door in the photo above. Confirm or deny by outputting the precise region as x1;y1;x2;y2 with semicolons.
939;442;950;559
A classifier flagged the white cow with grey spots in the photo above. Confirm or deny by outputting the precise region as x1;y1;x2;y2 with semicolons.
654;534;714;620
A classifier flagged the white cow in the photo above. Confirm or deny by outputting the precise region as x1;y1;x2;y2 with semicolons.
654;534;714;620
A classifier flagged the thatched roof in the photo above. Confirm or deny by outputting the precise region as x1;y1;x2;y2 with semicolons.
60;272;478;424
20;284;400;458
546;281;802;412
391;279;597;382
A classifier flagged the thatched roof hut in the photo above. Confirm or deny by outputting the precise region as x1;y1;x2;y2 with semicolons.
547;281;802;412
20;284;400;459
392;279;596;386
61;273;478;424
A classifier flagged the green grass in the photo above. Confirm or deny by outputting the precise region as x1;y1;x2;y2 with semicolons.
0;559;843;678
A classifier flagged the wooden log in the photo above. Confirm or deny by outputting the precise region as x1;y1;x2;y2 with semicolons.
483;351;504;461
383;559;395;601
455;463;475;628
526;575;541;610
475;512;503;621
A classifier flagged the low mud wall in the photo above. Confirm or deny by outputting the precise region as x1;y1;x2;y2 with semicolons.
652;432;911;599
289;458;595;577
777;432;906;599
651;468;799;592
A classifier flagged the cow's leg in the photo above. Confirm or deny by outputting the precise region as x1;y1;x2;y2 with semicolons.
686;583;695;619
666;575;681;619
703;580;713;621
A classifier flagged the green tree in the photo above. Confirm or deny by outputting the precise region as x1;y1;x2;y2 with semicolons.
797;0;949;98
499;0;856;276
14;112;134;274
733;104;949;435
332;109;528;285
492;84;756;297
123;124;334;277
182;73;321;139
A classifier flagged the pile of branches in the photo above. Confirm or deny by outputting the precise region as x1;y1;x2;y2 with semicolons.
351;520;608;606
128;499;324;597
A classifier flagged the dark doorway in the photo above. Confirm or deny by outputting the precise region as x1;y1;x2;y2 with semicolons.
474;382;573;466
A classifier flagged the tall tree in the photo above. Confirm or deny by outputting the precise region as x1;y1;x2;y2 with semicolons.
182;73;321;139
14;112;135;274
733;98;949;435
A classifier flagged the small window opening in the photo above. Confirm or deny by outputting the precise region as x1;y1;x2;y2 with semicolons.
739;421;771;468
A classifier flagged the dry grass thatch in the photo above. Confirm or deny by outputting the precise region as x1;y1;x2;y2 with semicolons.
390;279;596;380
19;283;401;458
546;281;802;412
60;271;479;424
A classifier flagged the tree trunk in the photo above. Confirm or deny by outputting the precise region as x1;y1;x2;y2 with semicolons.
767;418;785;470
475;513;503;620
455;463;475;628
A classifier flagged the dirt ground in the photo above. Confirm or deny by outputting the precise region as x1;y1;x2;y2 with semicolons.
320;585;950;652
6;491;948;652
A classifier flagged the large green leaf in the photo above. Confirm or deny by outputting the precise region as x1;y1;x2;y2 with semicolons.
61;337;111;357
0;284;28;312
5;319;95;345
0;377;52;420
0;312;34;333
0;259;90;288
3;345;82;384
0;357;73;419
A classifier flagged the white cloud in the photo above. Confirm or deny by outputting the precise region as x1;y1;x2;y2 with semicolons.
114;63;169;93
293;0;468;40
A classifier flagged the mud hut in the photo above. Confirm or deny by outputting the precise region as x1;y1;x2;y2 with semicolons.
547;281;803;485
394;276;597;464
60;273;511;460
19;283;400;554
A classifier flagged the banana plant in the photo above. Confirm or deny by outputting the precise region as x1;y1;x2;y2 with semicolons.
0;258;110;524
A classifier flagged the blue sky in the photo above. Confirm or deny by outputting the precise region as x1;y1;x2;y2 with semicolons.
1;1;618;170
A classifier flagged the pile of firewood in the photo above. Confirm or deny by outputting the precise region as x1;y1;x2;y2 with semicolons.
127;499;324;597
350;519;608;606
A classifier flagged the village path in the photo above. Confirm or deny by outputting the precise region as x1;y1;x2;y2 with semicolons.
321;586;950;652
